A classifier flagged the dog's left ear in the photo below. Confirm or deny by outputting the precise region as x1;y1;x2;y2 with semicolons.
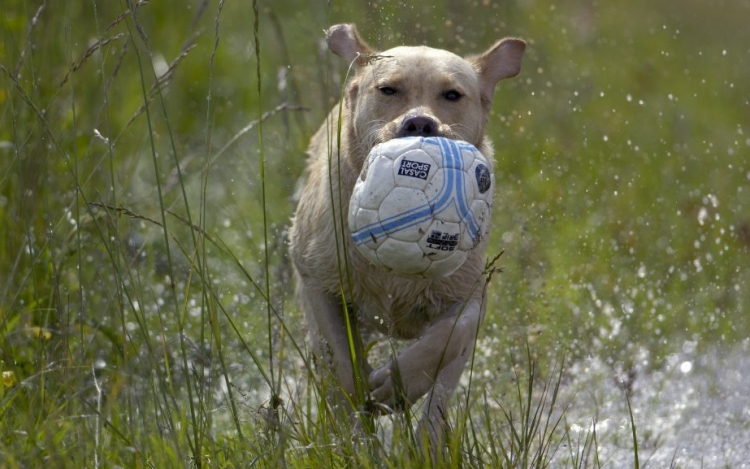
472;38;526;109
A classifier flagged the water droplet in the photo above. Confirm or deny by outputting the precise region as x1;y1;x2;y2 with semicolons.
697;207;708;225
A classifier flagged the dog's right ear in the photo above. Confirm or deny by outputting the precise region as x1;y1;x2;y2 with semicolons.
326;24;375;67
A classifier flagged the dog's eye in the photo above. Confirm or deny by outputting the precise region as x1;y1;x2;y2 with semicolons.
378;86;397;96
443;90;462;101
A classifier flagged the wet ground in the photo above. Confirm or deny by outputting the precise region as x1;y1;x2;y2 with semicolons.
557;340;750;468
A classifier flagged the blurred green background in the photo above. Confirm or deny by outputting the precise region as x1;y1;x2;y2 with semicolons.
1;0;749;465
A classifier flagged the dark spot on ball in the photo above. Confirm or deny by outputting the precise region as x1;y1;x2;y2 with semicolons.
475;164;491;194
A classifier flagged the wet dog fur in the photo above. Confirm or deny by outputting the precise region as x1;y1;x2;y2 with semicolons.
289;23;525;442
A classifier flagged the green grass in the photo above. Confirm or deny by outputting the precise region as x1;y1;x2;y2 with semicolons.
1;0;748;467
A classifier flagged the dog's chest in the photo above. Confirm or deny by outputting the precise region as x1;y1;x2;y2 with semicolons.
349;266;442;339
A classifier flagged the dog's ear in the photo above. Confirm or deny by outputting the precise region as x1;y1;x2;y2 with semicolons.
472;38;526;108
326;24;375;67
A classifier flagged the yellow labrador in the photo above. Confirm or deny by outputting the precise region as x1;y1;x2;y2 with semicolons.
289;24;524;438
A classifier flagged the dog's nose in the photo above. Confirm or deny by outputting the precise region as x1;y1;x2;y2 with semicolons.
398;115;439;137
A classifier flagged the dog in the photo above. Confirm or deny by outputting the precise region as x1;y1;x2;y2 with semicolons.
289;24;525;441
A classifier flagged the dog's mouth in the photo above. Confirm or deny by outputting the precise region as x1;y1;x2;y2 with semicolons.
361;113;465;162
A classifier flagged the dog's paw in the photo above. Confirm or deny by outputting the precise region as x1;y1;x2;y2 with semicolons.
368;361;435;410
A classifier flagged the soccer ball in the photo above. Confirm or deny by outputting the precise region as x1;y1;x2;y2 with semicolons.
348;136;494;278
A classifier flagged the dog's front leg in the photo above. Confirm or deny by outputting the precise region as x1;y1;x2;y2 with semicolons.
296;271;367;401
369;298;484;410
417;336;477;448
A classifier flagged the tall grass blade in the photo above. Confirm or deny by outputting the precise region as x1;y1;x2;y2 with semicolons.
124;7;206;462
626;392;640;469
252;0;281;421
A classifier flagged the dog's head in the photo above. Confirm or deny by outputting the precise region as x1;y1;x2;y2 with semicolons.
327;24;525;164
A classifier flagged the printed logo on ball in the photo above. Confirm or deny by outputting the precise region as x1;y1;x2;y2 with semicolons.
426;230;459;251
397;159;431;180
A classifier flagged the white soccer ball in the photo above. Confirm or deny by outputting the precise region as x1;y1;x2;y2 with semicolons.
348;136;494;278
